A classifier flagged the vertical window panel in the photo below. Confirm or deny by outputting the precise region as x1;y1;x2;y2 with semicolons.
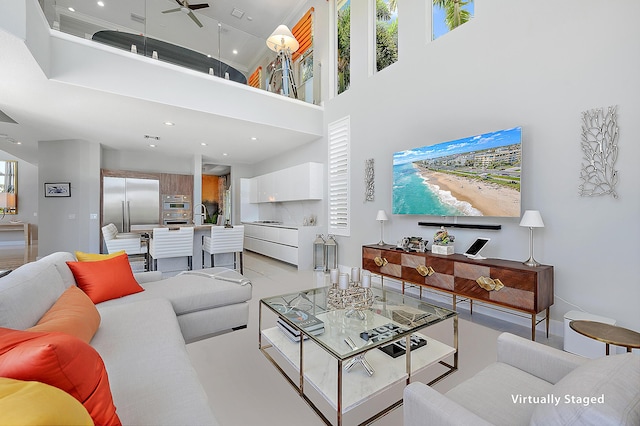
328;117;351;236
337;0;351;95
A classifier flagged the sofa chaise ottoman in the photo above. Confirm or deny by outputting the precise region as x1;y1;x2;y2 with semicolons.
0;251;253;425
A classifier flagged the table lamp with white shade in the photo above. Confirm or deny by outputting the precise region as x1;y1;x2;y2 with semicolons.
376;210;388;246
519;210;544;267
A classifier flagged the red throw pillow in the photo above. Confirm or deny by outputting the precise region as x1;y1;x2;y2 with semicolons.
67;253;144;304
28;285;101;343
0;327;121;426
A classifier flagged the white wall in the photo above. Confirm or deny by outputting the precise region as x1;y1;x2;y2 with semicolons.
101;147;193;175
38;140;101;256
316;0;639;329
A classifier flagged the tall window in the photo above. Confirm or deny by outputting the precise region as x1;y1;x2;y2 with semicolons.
337;0;351;95
375;0;398;72
328;117;350;236
432;0;474;40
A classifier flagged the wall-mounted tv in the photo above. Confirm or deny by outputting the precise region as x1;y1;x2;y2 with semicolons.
392;127;521;217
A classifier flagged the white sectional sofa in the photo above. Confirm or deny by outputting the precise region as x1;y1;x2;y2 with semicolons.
0;251;253;425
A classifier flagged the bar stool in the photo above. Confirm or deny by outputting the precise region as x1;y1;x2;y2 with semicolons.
149;227;194;271
101;223;148;270
202;225;244;273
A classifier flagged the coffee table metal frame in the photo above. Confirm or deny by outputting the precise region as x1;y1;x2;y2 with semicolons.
259;285;458;426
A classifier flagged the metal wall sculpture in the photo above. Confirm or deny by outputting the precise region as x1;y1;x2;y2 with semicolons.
365;158;374;201
579;105;619;199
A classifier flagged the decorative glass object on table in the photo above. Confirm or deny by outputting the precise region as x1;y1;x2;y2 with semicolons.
327;267;375;319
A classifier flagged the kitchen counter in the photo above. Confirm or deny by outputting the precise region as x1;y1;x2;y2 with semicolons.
242;221;314;230
243;223;320;269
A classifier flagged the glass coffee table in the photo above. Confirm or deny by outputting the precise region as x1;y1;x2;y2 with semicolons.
259;284;458;426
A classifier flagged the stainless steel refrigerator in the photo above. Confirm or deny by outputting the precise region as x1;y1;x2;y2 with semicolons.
102;177;160;232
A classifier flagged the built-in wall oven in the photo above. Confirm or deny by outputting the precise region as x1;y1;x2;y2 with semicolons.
162;194;191;225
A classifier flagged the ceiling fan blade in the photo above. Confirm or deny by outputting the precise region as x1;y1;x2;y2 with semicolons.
189;4;209;10
187;11;203;28
162;7;182;13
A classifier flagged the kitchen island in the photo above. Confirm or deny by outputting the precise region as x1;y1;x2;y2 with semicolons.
242;222;320;270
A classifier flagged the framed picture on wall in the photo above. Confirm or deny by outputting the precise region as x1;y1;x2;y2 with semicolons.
44;182;71;197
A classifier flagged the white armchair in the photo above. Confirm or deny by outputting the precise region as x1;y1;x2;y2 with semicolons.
404;332;640;426
148;227;194;271
202;225;244;273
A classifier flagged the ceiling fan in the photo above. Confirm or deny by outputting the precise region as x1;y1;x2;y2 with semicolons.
162;0;210;28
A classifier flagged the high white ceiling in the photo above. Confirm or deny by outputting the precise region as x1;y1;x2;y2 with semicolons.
0;0;320;167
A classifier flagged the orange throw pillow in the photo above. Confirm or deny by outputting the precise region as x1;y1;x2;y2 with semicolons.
0;328;121;426
27;286;101;343
67;254;144;304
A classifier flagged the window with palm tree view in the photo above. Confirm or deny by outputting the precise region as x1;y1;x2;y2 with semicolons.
432;0;474;40
337;0;351;95
375;0;398;72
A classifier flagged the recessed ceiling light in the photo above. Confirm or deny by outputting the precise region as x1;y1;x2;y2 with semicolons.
97;1;104;7
164;121;174;126
222;153;228;156
232;49;238;55
149;144;157;148
251;137;257;141
200;142;207;146
68;7;75;12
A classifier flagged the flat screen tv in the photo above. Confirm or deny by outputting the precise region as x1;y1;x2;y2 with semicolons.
392;127;521;217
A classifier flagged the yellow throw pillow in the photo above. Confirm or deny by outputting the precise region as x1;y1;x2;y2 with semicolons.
75;250;125;262
0;378;94;425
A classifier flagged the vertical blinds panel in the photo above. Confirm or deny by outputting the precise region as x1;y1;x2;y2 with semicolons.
248;67;262;89
292;7;314;62
328;116;350;236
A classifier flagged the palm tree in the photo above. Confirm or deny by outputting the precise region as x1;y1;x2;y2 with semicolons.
337;5;350;93
375;0;398;71
434;0;473;31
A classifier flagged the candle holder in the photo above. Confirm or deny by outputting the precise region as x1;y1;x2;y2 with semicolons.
327;269;375;319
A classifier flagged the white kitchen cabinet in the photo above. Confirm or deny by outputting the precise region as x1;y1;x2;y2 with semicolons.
248;162;323;203
243;223;319;269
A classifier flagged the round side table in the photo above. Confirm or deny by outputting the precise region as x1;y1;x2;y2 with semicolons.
570;320;640;355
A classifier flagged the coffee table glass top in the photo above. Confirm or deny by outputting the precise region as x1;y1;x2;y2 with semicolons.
261;285;456;360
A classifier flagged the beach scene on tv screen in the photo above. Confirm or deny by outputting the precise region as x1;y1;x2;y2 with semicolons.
392;127;521;217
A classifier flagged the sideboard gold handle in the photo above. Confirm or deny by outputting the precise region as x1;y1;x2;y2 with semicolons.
374;256;388;267
416;265;435;277
476;276;504;291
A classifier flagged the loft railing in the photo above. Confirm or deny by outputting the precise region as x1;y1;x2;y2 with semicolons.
39;0;318;105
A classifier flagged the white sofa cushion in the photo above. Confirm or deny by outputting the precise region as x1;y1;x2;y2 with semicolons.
98;271;252;314
444;362;554;426
531;353;640;426
92;298;218;426
0;263;66;330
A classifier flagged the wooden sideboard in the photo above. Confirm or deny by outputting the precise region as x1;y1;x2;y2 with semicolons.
362;245;554;340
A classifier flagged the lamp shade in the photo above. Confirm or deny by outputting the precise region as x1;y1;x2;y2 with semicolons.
0;192;15;209
519;210;544;228
266;25;299;53
376;210;388;221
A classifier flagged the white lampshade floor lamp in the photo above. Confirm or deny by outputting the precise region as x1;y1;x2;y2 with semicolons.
519;210;544;267
266;24;299;98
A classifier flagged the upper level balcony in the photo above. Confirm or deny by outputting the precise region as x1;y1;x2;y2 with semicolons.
0;0;324;164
